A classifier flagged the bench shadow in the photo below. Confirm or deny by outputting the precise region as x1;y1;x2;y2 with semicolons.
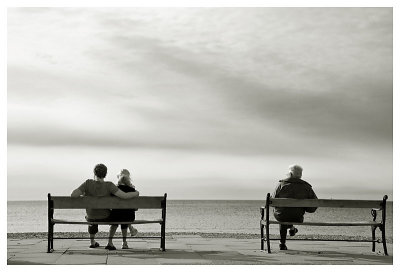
60;247;392;265
65;248;279;264
283;249;392;264
8;260;48;265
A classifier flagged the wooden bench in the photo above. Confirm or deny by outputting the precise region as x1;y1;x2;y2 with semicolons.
260;193;389;255
47;193;167;253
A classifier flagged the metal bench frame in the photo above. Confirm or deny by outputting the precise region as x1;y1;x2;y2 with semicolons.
260;193;389;255
47;193;167;253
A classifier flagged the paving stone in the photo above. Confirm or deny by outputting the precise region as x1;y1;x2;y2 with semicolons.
7;237;393;265
8;252;64;265
55;251;108;265
107;255;158;265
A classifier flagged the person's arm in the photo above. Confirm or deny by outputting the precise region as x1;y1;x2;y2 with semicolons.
113;189;140;199
71;181;86;198
310;188;317;199
305;187;318;213
71;189;83;197
272;182;281;198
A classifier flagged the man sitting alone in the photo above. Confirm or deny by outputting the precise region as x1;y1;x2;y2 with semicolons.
272;164;318;250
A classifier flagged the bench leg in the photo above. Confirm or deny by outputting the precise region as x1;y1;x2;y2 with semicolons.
50;228;54;252
266;223;271;253
47;233;51;253
160;222;166;251
260;222;264;251
380;224;388;256
47;223;54;253
371;225;376;252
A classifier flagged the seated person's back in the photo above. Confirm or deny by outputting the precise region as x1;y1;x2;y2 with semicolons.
110;183;137;221
273;169;317;222
272;164;318;250
78;178;118;220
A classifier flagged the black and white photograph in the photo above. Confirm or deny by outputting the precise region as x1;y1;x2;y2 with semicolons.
5;1;396;267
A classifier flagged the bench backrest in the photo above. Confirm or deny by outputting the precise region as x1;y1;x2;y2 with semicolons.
270;198;383;209
48;194;167;209
267;194;388;210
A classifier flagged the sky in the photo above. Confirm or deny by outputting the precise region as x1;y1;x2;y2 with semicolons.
7;7;393;201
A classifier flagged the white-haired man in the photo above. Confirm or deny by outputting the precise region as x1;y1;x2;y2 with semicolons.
272;164;318;250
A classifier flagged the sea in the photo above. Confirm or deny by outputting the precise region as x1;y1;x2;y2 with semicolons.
7;200;393;239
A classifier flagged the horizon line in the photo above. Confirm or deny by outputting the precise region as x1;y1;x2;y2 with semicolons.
7;197;393;202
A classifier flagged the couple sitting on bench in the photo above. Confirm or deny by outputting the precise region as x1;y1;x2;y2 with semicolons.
71;163;139;250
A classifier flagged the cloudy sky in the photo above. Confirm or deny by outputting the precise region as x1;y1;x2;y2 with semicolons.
7;7;392;201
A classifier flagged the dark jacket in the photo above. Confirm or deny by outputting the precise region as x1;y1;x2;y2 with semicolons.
272;177;318;222
110;185;136;221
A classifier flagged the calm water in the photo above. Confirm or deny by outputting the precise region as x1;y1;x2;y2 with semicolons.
7;200;393;238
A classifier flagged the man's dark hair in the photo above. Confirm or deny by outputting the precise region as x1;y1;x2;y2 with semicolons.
94;163;107;179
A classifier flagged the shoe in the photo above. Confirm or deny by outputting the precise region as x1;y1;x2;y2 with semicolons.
130;227;138;237
279;244;288;250
89;242;100;248
105;244;116;250
122;242;129;249
289;227;298;236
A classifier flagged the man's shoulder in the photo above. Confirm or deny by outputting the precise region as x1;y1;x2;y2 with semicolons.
104;181;117;187
280;177;313;187
279;177;290;183
299;179;312;187
279;177;294;184
96;181;118;194
82;179;93;185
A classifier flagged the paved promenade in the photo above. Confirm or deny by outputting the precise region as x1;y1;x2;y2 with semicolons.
7;235;392;265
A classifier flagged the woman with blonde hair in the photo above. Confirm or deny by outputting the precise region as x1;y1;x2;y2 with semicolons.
107;169;139;250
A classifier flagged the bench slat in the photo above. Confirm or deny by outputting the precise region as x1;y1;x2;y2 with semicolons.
52;219;163;225
270;198;382;209
261;220;380;226
51;196;164;209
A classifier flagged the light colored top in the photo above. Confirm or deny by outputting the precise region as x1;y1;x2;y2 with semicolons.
77;179;119;219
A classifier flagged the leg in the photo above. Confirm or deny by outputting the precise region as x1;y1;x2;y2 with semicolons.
121;225;129;249
107;225;118;247
289;225;298;236
90;234;96;245
86;216;100;248
88;224;99;247
279;224;290;249
122;228;128;243
129;224;138;236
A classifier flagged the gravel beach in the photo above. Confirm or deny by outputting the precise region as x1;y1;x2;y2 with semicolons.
7;231;393;244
